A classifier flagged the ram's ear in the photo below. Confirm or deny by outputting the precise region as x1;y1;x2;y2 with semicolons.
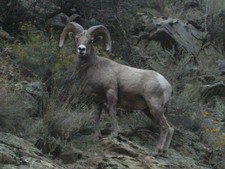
68;32;75;40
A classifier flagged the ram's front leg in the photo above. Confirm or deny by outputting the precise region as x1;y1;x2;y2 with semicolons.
106;89;120;137
93;104;103;139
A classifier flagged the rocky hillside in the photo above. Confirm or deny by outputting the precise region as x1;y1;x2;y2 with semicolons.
1;0;225;169
0;45;217;169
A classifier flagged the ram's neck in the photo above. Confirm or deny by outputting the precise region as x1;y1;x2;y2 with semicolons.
76;52;98;80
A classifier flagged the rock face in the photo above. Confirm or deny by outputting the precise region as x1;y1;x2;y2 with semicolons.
73;136;161;169
0;132;65;169
135;16;224;87
68;134;212;169
0;127;214;169
150;17;205;55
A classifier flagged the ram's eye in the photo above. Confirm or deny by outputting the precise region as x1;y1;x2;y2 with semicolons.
92;37;102;44
92;39;96;44
90;38;95;44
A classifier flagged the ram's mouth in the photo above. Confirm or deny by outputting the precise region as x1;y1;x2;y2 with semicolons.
78;52;85;56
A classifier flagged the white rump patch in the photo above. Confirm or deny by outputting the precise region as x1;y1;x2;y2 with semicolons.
156;73;172;105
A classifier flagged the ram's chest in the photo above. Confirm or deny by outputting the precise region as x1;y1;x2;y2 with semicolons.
80;73;106;93
81;82;107;103
82;78;117;105
78;62;117;101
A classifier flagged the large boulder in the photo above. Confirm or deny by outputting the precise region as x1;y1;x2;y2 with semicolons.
0;27;14;41
136;17;224;83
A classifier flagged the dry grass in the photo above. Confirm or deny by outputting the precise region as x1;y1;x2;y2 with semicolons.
0;87;36;135
42;81;95;140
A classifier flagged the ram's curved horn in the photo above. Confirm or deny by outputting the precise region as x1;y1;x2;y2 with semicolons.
87;25;111;53
59;22;84;47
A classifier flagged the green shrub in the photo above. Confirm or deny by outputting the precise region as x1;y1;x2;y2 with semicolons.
11;22;74;78
202;99;225;149
0;87;43;139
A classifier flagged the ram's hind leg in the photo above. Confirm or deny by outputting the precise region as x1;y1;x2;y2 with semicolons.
144;98;173;155
162;121;174;152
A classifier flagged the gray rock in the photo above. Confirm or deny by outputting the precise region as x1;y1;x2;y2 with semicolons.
0;132;65;169
60;146;82;164
46;13;69;29
25;81;43;97
69;14;82;23
201;82;225;98
0;27;14;41
218;60;225;75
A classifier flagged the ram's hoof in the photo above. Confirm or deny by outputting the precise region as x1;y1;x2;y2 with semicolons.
151;150;168;158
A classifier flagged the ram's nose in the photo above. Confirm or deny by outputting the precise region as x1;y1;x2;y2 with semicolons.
77;45;86;56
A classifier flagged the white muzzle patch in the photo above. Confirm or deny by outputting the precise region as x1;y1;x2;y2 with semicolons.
77;44;86;56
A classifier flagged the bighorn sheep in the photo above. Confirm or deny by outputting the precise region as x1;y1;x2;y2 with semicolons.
59;22;174;155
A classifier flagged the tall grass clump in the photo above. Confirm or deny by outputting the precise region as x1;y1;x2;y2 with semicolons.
42;73;97;140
